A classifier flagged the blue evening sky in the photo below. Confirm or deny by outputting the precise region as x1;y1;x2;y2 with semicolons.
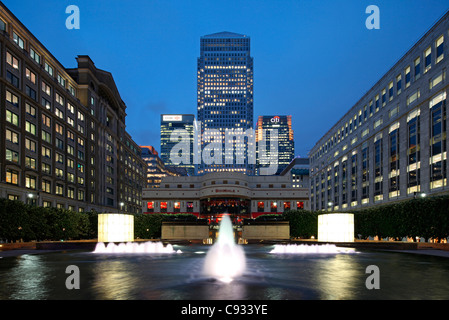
3;0;449;157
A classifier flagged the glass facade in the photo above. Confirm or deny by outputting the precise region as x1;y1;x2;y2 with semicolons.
256;115;294;175
160;114;195;176
197;32;254;175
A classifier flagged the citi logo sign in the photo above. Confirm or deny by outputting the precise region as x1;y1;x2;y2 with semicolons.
270;116;280;123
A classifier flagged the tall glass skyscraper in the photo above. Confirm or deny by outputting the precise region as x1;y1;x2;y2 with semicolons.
256;116;295;175
160;114;195;176
197;32;255;175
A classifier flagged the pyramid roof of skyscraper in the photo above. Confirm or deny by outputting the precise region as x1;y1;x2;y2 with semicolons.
202;31;248;38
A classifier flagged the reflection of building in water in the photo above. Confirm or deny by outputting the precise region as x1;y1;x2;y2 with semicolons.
142;171;309;223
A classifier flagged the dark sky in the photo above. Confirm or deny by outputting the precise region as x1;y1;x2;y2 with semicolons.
4;0;449;157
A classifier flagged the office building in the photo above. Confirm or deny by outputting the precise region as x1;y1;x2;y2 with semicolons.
140;145;183;188
309;11;449;211
142;172;309;221
280;157;310;189
256;115;294;175
160;114;194;176
197;32;255;175
0;2;146;213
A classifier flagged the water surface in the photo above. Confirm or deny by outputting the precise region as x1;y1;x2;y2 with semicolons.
0;244;448;300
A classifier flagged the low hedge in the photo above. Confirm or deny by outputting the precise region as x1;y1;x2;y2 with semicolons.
0;199;199;242
283;195;449;242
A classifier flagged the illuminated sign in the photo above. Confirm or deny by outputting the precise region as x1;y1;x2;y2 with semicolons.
270;116;280;123
163;115;183;122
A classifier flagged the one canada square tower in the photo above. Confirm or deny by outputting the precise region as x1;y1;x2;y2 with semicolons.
196;32;255;175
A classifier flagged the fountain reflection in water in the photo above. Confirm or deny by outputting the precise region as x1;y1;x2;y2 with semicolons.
203;215;246;283
93;241;182;254
270;243;356;254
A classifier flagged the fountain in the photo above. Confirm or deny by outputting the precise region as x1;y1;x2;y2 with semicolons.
203;215;246;283
93;241;181;254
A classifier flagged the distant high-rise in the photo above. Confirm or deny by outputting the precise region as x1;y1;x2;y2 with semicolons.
256;116;295;175
197;32;254;175
160;114;194;176
140;146;183;188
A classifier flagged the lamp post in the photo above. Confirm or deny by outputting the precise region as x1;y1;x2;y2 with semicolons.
328;201;333;212
27;192;39;206
120;202;124;213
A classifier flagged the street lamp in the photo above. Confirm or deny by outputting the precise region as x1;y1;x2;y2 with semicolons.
120;202;124;213
27;192;39;206
328;201;333;211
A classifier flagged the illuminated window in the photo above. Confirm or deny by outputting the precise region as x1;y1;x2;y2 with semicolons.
160;202;167;213
414;57;421;80
436;35;444;63
388;81;394;101
44;63;54;76
6;51;19;70
396;74;402;95
429;70;444;90
6;129;19;144
30;48;40;64
25;175;36;190
6;90;19;107
13;32;24;49
6;149;19;163
6;169;19;185
430;93;447;189
405;66;411;88
425;47;432;73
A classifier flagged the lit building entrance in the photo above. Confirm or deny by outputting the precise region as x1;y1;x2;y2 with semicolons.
200;198;250;224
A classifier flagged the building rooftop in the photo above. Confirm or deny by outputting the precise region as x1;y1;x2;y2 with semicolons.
202;31;248;38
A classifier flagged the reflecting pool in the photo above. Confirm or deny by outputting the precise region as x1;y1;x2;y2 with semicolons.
0;244;448;300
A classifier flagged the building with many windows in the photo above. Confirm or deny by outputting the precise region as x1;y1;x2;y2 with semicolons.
309;11;449;211
140;145;184;188
160;114;195;176
196;32;255;175
256;115;295;175
142;172;309;222
0;3;146;213
280;157;310;189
